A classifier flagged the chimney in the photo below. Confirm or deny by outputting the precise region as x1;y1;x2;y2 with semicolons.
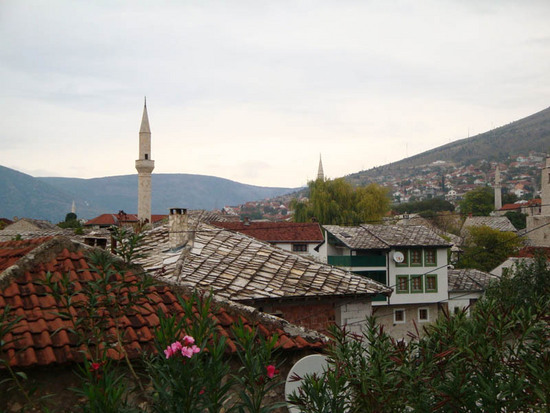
169;208;188;250
243;217;250;226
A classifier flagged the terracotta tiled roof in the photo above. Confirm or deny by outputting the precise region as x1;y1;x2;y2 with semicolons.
84;213;167;226
0;237;52;272
448;268;497;292
323;224;451;250
211;221;324;243
461;216;517;235
517;246;550;259
134;223;391;302
0;237;325;369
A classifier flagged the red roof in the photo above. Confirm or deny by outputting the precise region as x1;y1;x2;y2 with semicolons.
0;237;324;368
211;222;324;243
85;213;167;226
499;199;541;211
0;237;52;272
517;246;550;259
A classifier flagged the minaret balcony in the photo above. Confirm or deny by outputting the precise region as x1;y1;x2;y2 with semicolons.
135;159;155;173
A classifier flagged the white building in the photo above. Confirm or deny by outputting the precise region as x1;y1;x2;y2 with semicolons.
318;224;451;338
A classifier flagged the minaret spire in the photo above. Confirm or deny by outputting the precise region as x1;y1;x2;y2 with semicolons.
135;99;155;225
317;154;324;181
494;165;502;211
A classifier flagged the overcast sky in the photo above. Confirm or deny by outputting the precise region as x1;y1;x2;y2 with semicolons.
1;1;549;188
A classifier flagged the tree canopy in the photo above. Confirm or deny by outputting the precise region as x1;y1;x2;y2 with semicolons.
292;178;390;225
457;225;523;272
459;187;494;216
392;198;455;216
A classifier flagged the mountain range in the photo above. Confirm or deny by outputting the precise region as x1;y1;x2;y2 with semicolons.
0;166;298;223
347;106;550;185
2;106;550;223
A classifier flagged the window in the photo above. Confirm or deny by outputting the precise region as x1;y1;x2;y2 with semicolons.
411;275;423;293
292;243;308;252
394;309;406;324
396;249;409;267
410;249;422;266
424;249;436;266
418;308;429;322
145;154;149;160
396;275;409;293
425;274;437;292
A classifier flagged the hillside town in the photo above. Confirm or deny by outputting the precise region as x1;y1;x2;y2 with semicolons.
0;103;548;411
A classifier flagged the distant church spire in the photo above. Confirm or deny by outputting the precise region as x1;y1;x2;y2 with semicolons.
135;98;155;224
494;165;502;211
317;154;324;181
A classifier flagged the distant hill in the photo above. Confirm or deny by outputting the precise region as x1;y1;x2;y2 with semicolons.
0;165;76;223
0;166;298;222
348;106;550;185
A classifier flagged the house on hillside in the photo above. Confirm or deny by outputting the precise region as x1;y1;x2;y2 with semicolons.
210;220;324;259
317;224;451;339
0;236;325;410
133;209;392;335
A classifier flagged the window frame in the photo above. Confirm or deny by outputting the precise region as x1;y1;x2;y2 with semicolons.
418;307;429;322
396;274;409;294
425;274;438;292
292;243;308;252
394;309;406;324
410;248;423;267
424;248;437;266
410;274;423;293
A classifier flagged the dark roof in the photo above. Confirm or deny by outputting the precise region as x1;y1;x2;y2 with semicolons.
134;223;391;301
323;224;451;250
211;221;324;243
0;237;325;368
448;268;497;292
461;216;517;235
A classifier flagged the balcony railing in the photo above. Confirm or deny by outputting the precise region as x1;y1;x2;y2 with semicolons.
328;255;386;267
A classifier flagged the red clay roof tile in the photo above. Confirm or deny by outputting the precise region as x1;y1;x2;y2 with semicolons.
212;221;324;243
0;237;325;369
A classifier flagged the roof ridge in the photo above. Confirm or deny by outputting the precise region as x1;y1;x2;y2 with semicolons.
0;236;84;290
360;224;390;248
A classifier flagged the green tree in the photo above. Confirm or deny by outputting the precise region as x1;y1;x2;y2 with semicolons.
458;225;523;272
289;262;550;412
504;210;527;230
393;198;455;216
292;178;389;225
459;187;494;216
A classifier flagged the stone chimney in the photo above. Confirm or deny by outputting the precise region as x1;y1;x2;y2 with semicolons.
243;217;250;226
169;208;188;250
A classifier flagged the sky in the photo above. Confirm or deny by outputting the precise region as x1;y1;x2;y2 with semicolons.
1;1;549;188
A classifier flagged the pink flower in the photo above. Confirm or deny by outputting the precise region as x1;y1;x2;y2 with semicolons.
90;362;101;371
182;335;195;346
164;341;183;359
266;365;279;379
181;344;201;358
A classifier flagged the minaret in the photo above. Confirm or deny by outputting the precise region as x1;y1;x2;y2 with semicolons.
71;200;76;214
317;154;324;181
494;165;502;211
135;98;155;224
541;155;550;216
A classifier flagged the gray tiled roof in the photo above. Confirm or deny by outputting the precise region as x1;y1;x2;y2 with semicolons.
461;216;517;235
448;268;497;292
323;224;451;250
134;222;391;302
